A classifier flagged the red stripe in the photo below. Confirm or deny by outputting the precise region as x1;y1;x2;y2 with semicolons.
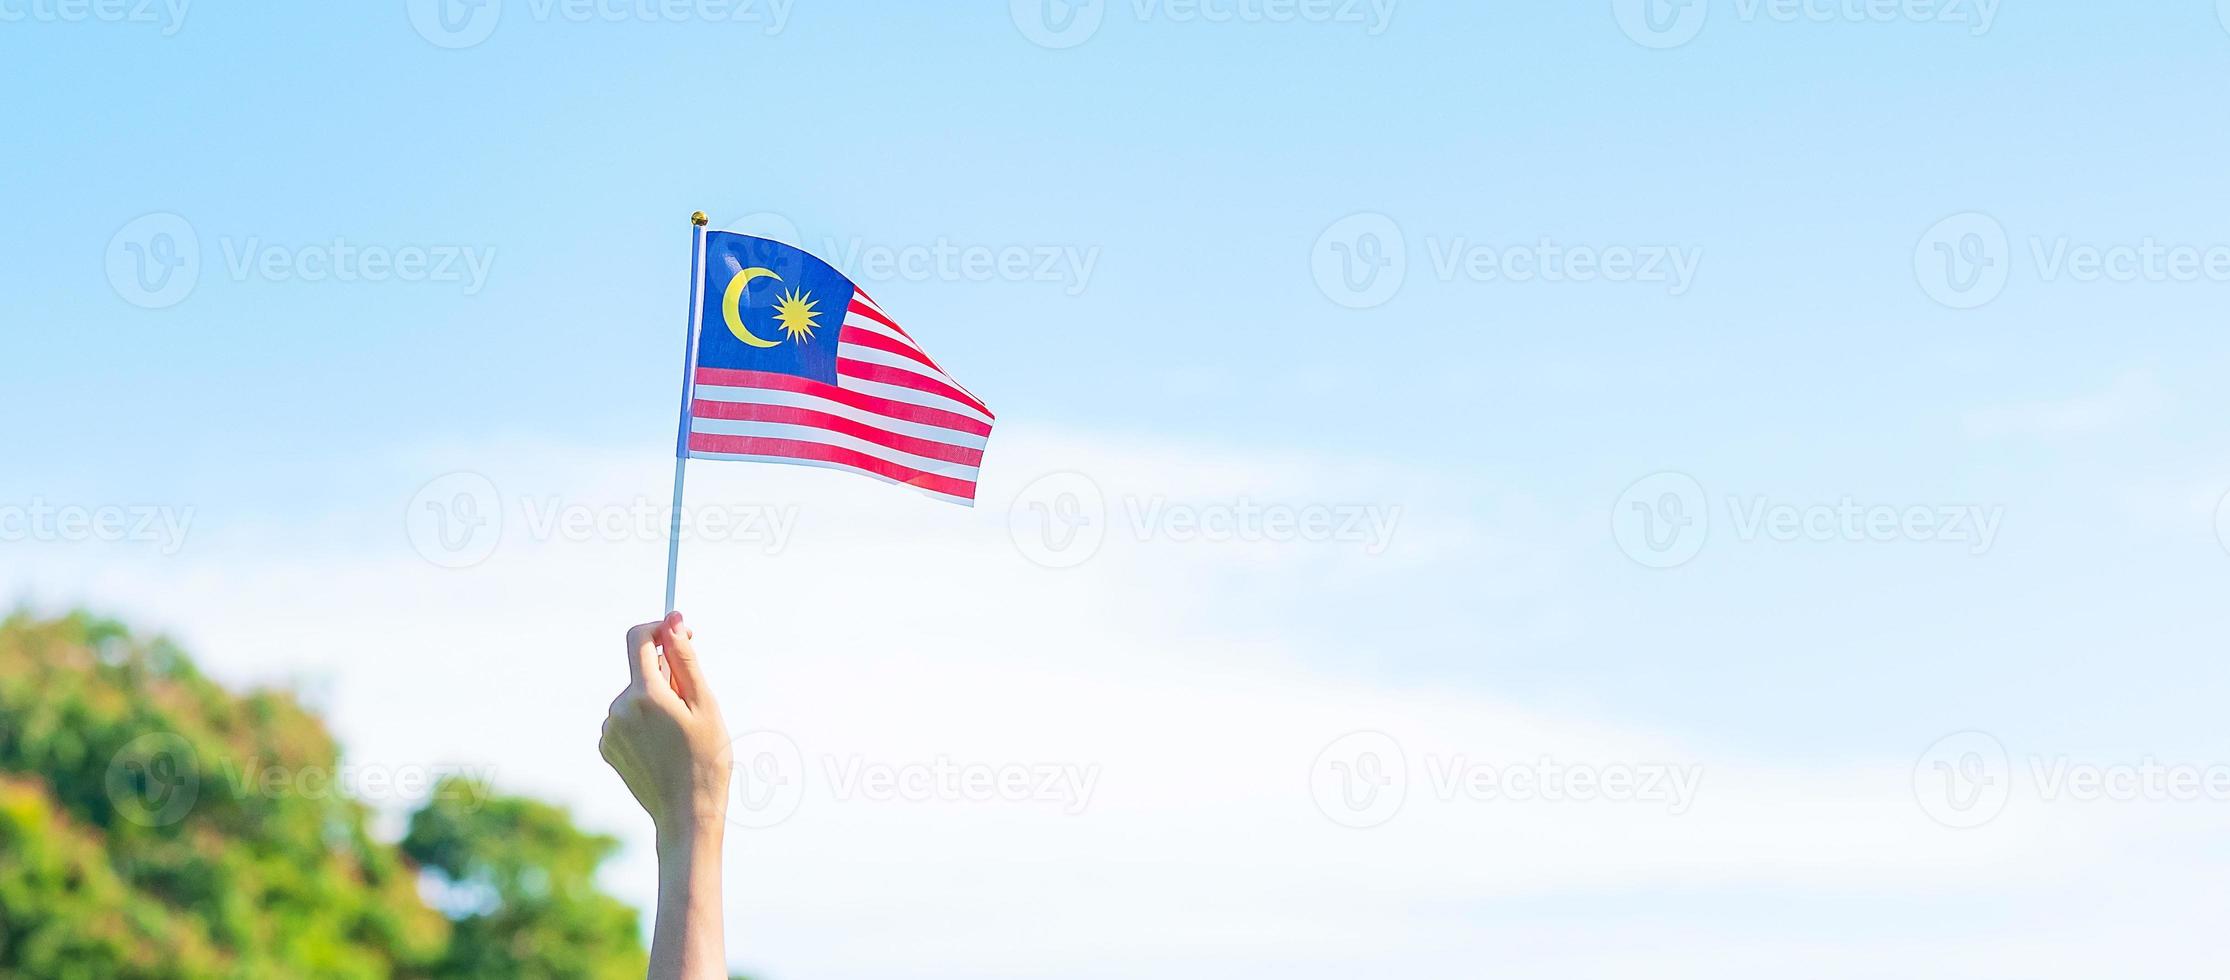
839;326;944;374
687;434;978;499
846;298;913;340
842;295;991;415
694;367;992;437
838;358;994;419
690;400;985;466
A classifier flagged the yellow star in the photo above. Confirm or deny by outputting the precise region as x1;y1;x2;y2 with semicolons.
771;288;820;344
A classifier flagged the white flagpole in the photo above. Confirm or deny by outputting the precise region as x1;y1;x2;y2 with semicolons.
665;211;711;613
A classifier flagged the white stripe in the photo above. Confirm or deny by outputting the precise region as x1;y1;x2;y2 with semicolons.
842;300;991;413
838;374;994;426
691;418;982;481
687;451;976;507
850;290;888;317
691;384;989;449
842;294;994;417
837;341;962;386
843;310;924;354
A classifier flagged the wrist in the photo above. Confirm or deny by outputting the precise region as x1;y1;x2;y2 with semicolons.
655;811;726;854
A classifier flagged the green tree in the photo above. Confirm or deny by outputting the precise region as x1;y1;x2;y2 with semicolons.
403;783;647;979
0;610;651;978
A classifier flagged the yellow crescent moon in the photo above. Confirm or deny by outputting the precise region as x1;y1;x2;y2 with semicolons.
722;267;783;348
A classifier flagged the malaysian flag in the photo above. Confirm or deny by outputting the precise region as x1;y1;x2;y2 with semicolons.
678;231;993;506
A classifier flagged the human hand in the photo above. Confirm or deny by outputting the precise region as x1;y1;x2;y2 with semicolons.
600;612;731;843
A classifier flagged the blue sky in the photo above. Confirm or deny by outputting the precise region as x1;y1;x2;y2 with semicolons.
9;2;2230;977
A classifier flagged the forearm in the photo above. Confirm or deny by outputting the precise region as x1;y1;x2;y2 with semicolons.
648;823;726;980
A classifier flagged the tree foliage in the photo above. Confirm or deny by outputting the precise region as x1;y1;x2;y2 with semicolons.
0;611;650;978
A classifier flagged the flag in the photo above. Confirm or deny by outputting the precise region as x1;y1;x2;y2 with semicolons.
681;232;994;506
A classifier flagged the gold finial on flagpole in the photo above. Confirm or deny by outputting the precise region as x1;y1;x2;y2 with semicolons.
691;211;708;227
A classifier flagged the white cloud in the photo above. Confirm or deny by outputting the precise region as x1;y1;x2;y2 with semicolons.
3;425;2220;979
